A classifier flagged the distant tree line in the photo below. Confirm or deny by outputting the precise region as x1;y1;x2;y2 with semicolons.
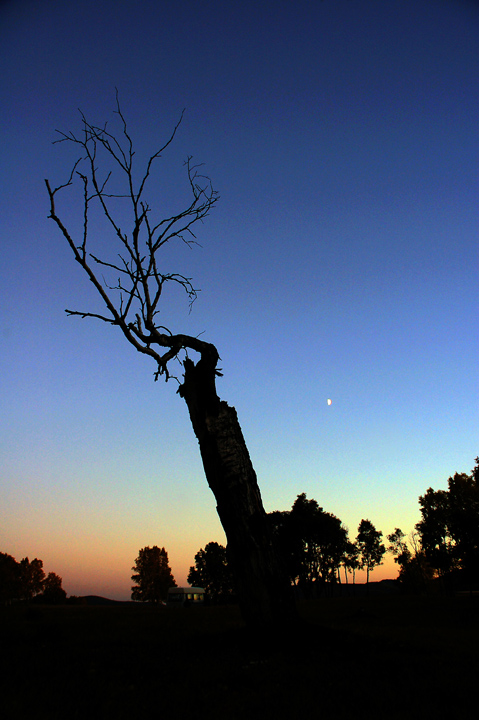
0;553;66;605
185;456;479;599
388;456;479;592
269;493;385;596
186;495;386;601
10;457;475;607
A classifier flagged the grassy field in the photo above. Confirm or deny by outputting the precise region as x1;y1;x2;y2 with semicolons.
1;592;477;719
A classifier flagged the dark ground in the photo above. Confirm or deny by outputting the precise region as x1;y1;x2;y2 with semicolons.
1;592;477;719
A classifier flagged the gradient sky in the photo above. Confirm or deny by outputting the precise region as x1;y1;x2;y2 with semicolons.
1;0;477;599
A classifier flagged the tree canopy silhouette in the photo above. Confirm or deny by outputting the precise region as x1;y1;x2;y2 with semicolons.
0;552;66;604
415;457;479;583
187;541;235;601
269;493;348;594
356;519;386;585
46;94;294;626
387;528;434;592
42;572;67;604
131;546;176;603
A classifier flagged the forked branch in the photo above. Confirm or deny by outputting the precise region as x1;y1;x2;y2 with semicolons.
45;97;220;382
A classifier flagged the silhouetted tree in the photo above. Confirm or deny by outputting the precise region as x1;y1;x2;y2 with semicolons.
387;528;433;592
187;542;235;600
0;552;21;604
415;487;452;575
399;552;434;592
387;528;412;568
0;553;66;604
290;494;347;593
131;546;176;603
269;494;347;595
46;94;295;626
416;458;479;584
40;572;67;604
19;557;45;601
268;509;302;585
356;520;385;585
342;540;360;585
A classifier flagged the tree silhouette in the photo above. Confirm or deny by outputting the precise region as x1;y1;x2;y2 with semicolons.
0;552;20;604
342;540;360;586
19;557;45;601
46;95;294;625
40;572;67;604
416;457;479;585
269;494;347;595
187;542;235;600
387;527;411;566
131;546;176;603
0;553;66;604
387;528;433;592
268;509;302;586
356;519;385;585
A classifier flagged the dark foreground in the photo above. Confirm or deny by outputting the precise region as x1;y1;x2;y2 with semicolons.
1;593;477;719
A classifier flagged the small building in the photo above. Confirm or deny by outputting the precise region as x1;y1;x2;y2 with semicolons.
166;586;205;607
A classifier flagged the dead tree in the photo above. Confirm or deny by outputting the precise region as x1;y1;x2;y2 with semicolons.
45;95;295;626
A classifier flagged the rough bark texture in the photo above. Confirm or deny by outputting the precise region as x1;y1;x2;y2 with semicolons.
179;355;296;626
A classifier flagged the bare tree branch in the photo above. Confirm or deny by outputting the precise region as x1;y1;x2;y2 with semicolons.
46;97;297;627
45;97;219;382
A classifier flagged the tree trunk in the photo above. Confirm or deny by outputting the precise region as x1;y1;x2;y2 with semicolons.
179;355;296;626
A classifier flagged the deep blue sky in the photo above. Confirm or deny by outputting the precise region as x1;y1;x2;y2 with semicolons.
1;0;477;598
